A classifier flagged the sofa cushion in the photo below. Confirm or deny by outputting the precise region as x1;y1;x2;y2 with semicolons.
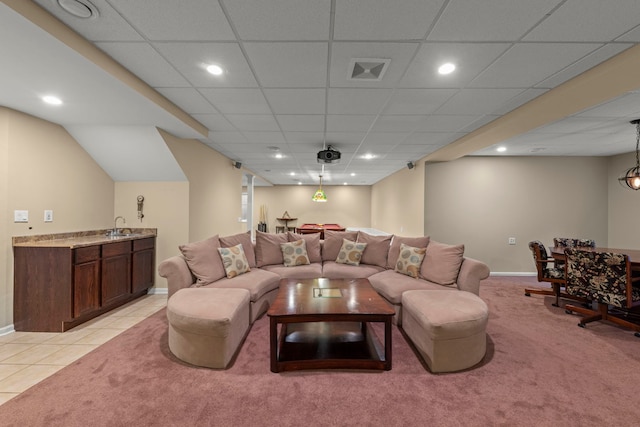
420;240;465;285
217;244;251;279
280;239;310;267
255;231;288;267
220;232;256;268
336;239;367;266
387;236;430;269
261;263;323;279
322;230;358;261
358;232;392;268
368;270;455;305
178;235;226;286
203;269;281;303
321;261;385;279
395;243;427;279
288;231;321;263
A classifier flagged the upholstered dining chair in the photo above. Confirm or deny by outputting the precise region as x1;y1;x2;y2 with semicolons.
564;248;640;337
525;241;567;307
553;237;596;248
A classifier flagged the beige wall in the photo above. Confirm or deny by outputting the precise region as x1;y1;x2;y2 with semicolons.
254;185;372;232
607;152;640;247
424;156;609;273
1;107;114;330
371;161;425;236
114;182;189;290
162;131;244;241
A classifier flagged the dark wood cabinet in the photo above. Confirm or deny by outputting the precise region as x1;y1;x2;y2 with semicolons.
13;235;156;332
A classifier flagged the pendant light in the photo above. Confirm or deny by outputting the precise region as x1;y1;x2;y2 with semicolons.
312;175;327;202
618;119;640;190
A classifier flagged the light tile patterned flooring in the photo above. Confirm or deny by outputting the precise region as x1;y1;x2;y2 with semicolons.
0;294;167;406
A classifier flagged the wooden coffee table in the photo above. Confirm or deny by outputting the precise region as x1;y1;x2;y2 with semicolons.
267;278;395;373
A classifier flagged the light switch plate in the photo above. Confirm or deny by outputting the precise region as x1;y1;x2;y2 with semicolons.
44;210;53;222
14;210;28;222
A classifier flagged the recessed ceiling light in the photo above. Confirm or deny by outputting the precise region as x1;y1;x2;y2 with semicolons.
290;172;295;176
438;62;456;75
496;146;507;152
361;153;375;160
57;0;98;19
350;173;356;177
206;64;224;76
275;153;283;159
298;182;302;185
343;182;348;185
42;95;63;105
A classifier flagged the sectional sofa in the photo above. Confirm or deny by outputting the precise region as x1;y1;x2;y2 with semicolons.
158;230;490;326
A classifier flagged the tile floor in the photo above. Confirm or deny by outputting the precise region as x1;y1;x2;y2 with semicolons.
0;293;167;406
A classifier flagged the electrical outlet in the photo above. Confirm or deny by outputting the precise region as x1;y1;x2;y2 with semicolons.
508;237;516;245
44;210;53;222
14;210;28;223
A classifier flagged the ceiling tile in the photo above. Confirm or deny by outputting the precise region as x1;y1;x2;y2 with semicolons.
154;43;258;87
333;0;445;40
208;131;248;144
327;88;393;115
399;43;510;88
370;116;426;133
191;114;235;131
415;115;482;132
243;132;287;144
428;0;561;41
107;0;235;41
223;0;331;40
523;0;640;42
245;42;328;87
384;89;457;115
200;89;270;114
263;89;326;114
276;115;325;132
435;89;524;115
326;115;377;132
470;43;601;88
225;115;280;131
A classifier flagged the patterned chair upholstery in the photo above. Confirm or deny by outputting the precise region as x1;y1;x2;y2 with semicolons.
553;237;596;248
524;241;567;306
564;248;640;337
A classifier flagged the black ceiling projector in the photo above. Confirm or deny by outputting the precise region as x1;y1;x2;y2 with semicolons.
317;146;341;163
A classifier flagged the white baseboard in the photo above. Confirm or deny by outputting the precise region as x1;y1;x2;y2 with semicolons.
148;287;168;295
0;324;15;337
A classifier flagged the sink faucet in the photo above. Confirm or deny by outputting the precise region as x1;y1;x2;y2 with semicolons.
113;216;126;235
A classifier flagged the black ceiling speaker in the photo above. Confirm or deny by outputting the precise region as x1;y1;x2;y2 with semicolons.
317;145;341;164
407;161;415;170
233;161;242;169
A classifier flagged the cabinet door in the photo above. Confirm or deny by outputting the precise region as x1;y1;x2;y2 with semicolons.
132;249;154;293
73;260;100;317
101;254;131;306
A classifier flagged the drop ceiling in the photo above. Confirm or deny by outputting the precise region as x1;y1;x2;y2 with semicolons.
3;0;640;185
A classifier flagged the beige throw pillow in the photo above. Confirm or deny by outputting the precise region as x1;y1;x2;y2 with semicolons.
219;232;256;268
336;239;367;266
322;230;359;261
178;235;226;286
217;244;251;278
394;243;426;279
387;236;430;269
287;231;321;263
280;239;311;267
420;240;465;285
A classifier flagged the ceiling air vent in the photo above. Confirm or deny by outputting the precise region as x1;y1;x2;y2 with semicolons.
348;58;390;81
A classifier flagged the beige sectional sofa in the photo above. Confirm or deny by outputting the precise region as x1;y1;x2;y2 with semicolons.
158;230;490;325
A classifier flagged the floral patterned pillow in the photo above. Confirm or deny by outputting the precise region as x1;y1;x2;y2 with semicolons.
217;244;250;278
336;239;367;266
280;239;310;267
395;243;427;278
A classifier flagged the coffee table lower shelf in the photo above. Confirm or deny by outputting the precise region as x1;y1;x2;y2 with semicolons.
270;320;391;372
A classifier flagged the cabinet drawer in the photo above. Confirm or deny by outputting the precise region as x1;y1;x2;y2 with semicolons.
102;241;131;257
74;246;100;264
133;237;155;251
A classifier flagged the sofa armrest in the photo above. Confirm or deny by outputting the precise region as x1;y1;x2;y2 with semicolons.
158;255;195;298
456;257;490;295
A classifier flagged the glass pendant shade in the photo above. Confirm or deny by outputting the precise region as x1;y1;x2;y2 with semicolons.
312;175;327;202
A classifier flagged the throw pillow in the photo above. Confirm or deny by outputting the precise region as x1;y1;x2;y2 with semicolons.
387;235;430;269
255;231;288;267
280;239;311;267
395;243;427;279
420;240;465;285
219;232;256;268
336;239;367;266
287;231;321;263
322;230;358;261
357;232;393;268
178;235;226;286
217;244;251;279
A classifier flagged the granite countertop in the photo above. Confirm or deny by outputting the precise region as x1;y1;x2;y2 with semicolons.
12;228;157;248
